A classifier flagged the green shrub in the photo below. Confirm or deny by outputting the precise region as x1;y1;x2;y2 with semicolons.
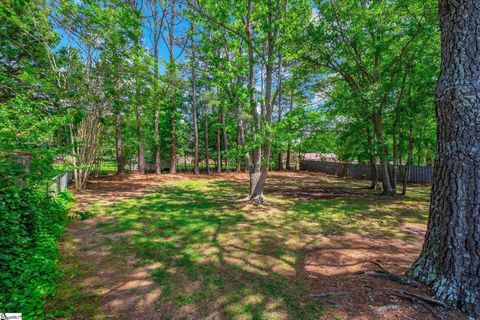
0;181;73;318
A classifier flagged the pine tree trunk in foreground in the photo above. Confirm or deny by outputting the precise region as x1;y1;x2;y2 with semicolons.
409;1;480;318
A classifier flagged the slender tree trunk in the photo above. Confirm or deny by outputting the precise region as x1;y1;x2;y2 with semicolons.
204;105;210;174
69;122;80;190
402;124;414;195
115;113;125;175
169;105;177;174
221;106;229;171
235;93;248;173
136;105;145;174
369;156;378;190
246;0;262;200
286;92;294;170
168;0;177;174
154;109;161;174
276;54;283;171
392;57;411;193
236;124;242;173
373;113;394;195
153;8;162;175
367;130;378;189
191;45;200;175
409;2;480;317
392;125;398;193
216;110;222;173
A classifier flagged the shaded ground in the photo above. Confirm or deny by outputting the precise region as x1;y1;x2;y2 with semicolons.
47;171;465;320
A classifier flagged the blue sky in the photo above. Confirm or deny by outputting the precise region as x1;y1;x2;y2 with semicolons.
54;2;190;74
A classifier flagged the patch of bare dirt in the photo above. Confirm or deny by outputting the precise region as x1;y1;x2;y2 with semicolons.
64;215;162;319
305;231;465;320
74;173;190;211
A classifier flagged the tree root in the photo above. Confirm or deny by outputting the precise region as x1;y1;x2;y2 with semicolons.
309;291;351;298
363;269;419;287
387;288;449;309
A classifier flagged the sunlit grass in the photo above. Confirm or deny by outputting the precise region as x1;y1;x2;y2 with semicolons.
86;176;430;319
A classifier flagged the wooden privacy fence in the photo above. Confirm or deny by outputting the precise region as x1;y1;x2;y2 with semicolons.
301;160;433;184
46;172;72;196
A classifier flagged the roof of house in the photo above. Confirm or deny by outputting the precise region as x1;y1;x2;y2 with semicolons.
304;153;337;160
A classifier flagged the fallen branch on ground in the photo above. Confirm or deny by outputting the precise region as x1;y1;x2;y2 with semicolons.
387;288;449;309
366;260;386;271
309;291;350;298
363;269;419;287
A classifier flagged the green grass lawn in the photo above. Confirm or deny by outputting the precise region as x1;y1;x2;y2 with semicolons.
51;174;431;320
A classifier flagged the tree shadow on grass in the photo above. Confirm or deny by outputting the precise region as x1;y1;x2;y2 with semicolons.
91;177;431;319
98;180;324;319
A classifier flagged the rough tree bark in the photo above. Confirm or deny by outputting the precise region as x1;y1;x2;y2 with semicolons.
409;1;480;318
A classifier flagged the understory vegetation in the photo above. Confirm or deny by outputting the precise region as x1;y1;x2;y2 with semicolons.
0;164;73;318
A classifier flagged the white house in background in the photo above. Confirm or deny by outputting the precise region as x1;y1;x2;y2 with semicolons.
303;152;338;162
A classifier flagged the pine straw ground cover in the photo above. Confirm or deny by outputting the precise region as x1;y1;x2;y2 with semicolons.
47;172;465;320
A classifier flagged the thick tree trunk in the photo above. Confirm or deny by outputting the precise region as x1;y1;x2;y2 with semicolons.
115;113;125;175
136;106;145;174
409;2;480;318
